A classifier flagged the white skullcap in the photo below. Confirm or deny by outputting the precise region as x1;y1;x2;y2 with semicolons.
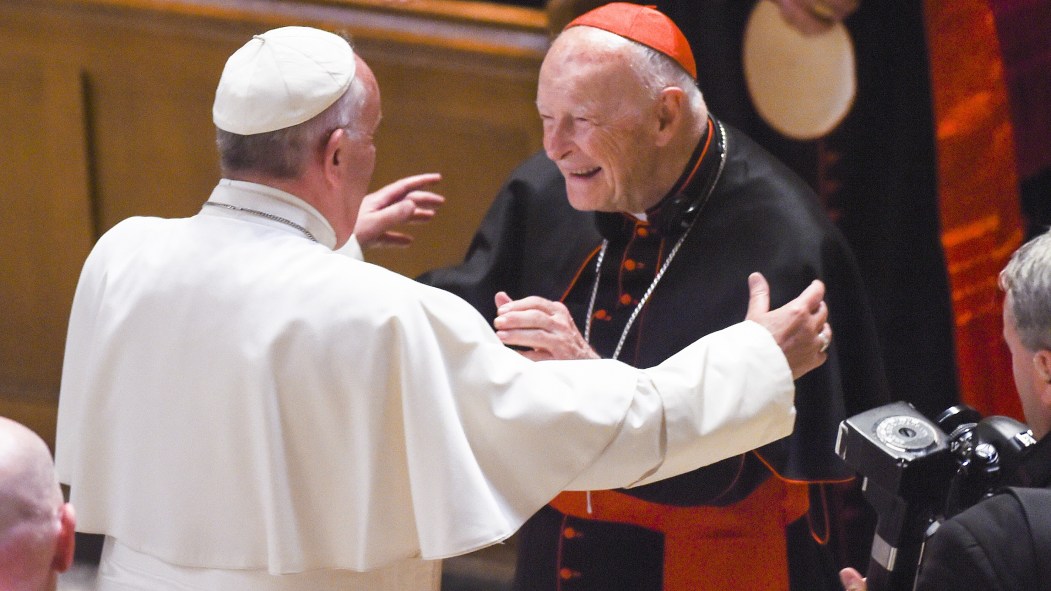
213;26;356;135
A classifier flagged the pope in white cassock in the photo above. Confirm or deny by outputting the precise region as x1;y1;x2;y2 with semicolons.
54;26;833;590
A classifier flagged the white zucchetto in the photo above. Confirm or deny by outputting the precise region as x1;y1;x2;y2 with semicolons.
212;26;356;136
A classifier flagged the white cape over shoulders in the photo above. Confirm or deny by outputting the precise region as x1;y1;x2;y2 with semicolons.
56;181;795;577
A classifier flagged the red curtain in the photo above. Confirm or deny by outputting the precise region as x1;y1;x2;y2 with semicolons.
926;0;1025;419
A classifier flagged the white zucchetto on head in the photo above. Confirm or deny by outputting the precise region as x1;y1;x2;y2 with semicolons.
212;26;356;136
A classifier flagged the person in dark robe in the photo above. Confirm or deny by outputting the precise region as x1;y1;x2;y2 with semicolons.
420;4;889;590
654;1;963;572
655;0;960;421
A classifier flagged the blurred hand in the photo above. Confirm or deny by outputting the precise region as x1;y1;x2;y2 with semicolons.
773;0;860;36
839;567;867;591
354;173;444;249
745;272;831;379
493;291;600;361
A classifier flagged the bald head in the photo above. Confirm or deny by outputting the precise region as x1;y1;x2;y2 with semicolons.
0;417;75;591
0;418;61;530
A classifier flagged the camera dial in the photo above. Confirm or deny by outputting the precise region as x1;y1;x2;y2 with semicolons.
875;415;939;452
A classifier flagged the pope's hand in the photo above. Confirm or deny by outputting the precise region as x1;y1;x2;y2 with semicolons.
745;272;831;379
492;291;600;361
354;173;445;249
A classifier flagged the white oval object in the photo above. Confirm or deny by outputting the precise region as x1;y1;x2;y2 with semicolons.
742;1;857;140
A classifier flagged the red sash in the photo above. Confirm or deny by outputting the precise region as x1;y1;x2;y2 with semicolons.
550;475;810;591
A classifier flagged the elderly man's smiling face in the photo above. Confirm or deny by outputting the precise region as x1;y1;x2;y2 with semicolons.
537;28;666;213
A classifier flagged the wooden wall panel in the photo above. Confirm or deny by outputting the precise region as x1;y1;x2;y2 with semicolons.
365;37;542;274
0;0;548;447
87;60;225;228
0;55;95;447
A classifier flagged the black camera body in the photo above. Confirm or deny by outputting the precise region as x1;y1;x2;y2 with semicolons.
836;401;1038;591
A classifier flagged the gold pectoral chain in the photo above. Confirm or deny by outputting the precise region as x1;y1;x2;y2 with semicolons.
583;123;728;361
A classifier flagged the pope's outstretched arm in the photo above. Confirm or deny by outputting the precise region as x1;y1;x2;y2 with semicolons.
493;272;831;376
559;272;830;490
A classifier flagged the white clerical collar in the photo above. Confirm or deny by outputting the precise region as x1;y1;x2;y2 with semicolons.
204;179;338;249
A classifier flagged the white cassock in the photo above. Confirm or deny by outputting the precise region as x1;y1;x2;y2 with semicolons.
55;180;797;590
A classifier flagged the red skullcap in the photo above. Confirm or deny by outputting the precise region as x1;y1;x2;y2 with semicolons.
565;3;696;80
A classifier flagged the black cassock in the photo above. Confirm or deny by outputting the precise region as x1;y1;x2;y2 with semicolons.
420;119;890;591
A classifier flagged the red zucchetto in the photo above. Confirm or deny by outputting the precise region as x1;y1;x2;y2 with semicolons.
565;3;697;80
